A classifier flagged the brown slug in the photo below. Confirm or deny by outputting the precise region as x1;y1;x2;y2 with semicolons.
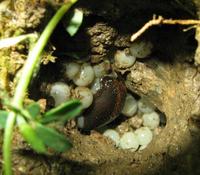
77;76;127;131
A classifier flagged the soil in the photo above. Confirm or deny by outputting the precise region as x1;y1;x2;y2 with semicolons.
1;0;200;175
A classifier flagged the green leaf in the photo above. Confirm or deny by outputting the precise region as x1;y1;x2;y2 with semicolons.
66;9;83;36
41;100;82;124
35;123;72;152
4;103;32;120
0;110;8;129
19;123;46;153
26;103;40;119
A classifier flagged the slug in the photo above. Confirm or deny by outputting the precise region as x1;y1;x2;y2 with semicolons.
77;76;127;131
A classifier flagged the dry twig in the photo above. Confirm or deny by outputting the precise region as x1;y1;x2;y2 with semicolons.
130;15;200;42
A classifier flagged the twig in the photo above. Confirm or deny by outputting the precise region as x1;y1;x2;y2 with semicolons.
130;15;200;42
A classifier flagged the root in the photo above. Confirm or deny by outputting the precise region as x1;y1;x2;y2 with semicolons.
130;15;200;42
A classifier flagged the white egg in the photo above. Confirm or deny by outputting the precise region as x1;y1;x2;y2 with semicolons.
119;132;139;151
103;129;120;146
77;116;84;129
122;93;137;117
65;62;81;79
93;60;110;78
129;40;153;58
142;112;160;129
73;63;95;86
74;87;93;109
135;127;153;147
90;78;101;94
50;82;71;106
114;50;136;68
138;99;155;114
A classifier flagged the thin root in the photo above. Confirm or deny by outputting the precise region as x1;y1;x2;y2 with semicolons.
130;15;200;42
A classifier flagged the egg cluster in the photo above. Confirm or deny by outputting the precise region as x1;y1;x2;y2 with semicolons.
48;39;153;108
103;95;163;152
45;39;160;152
114;39;153;69
48;60;111;109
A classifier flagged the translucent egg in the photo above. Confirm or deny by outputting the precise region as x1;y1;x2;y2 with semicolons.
50;82;71;106
90;78;101;94
138;99;155;114
129;40;153;58
103;129;120;146
77;116;84;129
135;127;153;147
122;93;138;117
93;60;110;78
74;87;93;109
142;111;160;129
114;50;136;68
119;132;139;151
65;62;81;80
73;63;95;86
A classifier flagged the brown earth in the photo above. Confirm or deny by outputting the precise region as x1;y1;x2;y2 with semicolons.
1;0;200;175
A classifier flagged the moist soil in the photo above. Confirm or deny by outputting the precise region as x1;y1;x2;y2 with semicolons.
1;0;200;175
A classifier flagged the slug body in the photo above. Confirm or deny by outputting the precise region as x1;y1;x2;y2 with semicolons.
78;76;127;131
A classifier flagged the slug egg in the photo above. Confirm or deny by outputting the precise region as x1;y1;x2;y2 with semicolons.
142;111;160;129
135;127;153;147
77;116;84;129
90;78;101;94
129;40;153;58
65;62;81;80
119;132;139;151
73;63;95;86
122;93;138;117
50;82;71;106
74;87;93;109
93;60;110;78
114;50;136;68
103;129;120;146
138;99;155;114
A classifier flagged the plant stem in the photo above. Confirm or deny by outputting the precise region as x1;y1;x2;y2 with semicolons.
2;1;77;174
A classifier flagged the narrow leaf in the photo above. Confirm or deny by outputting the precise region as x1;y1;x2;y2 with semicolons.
0;33;38;49
41;100;81;124
26;103;40;119
0;110;8;129
66;9;83;36
19;123;46;153
35;124;72;152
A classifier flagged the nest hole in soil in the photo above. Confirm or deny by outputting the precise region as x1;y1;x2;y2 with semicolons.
27;0;200;175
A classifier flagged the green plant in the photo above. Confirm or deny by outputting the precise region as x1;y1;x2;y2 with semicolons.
0;1;84;174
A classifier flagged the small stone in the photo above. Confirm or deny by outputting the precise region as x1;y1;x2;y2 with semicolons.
128;116;143;129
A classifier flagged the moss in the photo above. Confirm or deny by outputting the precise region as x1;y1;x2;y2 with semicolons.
0;0;47;94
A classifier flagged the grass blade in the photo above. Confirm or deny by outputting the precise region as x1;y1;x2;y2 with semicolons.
0;111;8;129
